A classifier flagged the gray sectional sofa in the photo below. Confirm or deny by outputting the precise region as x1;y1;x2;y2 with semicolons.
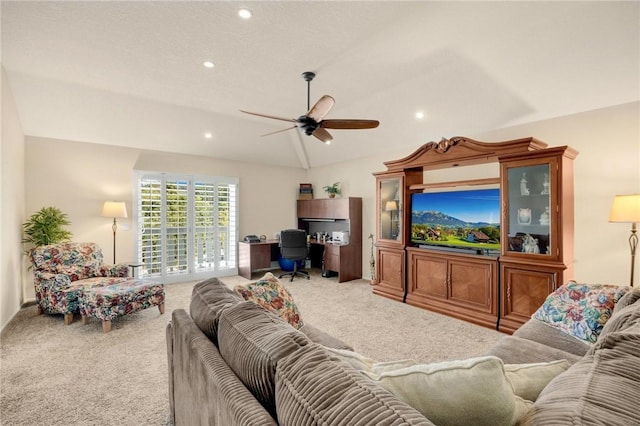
166;277;640;425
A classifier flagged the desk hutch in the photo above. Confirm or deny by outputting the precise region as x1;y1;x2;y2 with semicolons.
373;136;577;333
238;197;362;283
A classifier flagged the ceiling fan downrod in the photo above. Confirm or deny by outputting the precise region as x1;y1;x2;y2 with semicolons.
302;71;315;111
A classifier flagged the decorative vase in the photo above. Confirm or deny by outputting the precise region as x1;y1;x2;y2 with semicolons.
517;208;532;225
328;193;336;198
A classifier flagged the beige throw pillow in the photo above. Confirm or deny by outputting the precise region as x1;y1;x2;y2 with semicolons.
504;359;570;401
323;346;417;374
361;356;532;426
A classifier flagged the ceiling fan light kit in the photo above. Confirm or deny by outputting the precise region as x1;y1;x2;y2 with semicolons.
240;71;379;143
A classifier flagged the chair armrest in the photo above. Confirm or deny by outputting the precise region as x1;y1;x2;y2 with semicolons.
99;263;130;278
33;271;72;290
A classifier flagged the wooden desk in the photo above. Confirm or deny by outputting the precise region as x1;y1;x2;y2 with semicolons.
238;240;280;279
238;238;360;283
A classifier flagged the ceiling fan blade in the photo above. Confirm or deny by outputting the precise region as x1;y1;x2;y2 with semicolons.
320;119;380;130
260;125;297;137
312;127;333;143
307;95;335;122
240;110;297;123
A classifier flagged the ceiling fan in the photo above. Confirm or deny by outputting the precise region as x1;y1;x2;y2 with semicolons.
240;71;379;144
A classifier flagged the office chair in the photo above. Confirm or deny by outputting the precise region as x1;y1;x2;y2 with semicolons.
278;229;310;281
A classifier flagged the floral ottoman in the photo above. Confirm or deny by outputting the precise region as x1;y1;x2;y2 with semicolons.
78;280;165;332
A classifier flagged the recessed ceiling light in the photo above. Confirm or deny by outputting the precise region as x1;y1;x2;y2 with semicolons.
204;132;213;139
415;111;425;119
203;61;215;68
325;141;331;145
238;8;252;19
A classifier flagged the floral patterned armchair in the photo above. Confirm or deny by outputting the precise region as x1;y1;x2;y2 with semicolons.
30;242;131;325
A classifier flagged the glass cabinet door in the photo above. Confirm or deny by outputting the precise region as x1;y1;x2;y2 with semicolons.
504;163;552;256
379;177;402;242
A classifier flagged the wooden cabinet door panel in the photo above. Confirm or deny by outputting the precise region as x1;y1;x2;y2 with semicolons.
502;266;556;321
411;254;447;300
449;260;493;312
376;248;405;294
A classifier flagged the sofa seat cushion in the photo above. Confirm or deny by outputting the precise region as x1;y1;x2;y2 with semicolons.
217;301;310;419
235;272;304;329
190;277;244;344
520;323;640;426
532;281;629;344
486;335;582;365
360;356;531;426
514;319;590;357
275;344;434;426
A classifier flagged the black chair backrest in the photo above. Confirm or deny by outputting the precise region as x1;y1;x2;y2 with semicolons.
280;229;307;261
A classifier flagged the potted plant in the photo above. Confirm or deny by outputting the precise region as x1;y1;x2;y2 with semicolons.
22;206;73;255
322;182;341;198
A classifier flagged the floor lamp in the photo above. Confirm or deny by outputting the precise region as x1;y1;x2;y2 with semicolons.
101;201;128;264
385;200;398;239
609;194;640;287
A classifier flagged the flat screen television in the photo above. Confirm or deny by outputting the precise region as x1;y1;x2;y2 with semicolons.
410;188;500;254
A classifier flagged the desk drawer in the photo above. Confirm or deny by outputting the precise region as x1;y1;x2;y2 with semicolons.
324;244;340;271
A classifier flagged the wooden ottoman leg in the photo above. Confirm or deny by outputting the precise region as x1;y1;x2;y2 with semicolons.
158;303;165;315
64;313;73;325
82;315;90;325
102;320;112;333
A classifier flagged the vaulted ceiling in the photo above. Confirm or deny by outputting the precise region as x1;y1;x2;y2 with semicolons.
2;1;638;169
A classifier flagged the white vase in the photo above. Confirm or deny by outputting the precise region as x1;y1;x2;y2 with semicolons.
517;208;532;225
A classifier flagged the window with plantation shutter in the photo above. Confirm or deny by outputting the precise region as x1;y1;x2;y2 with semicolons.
135;172;238;282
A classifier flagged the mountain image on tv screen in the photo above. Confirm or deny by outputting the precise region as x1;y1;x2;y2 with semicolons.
411;188;500;252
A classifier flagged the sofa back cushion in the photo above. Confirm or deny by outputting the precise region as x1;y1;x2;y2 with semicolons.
520;322;640;426
275;343;435;426
217;301;310;419
612;287;640;313
30;242;103;280
190;277;243;345
590;290;640;350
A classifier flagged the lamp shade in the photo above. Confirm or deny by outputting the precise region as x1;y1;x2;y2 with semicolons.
101;201;128;219
385;200;398;212
609;194;640;223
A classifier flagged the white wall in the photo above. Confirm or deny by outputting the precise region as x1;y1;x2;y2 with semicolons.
1;66;26;331
307;102;640;286
16;101;640;305
23;138;306;300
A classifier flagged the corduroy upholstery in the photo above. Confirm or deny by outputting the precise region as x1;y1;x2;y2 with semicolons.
167;277;640;425
275;343;435;426
520;323;640;425
190;277;244;345
217;301;311;419
167;309;277;426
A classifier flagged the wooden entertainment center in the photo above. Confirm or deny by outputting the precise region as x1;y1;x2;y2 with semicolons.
372;137;577;333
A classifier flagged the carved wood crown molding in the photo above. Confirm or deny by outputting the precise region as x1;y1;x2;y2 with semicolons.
380;136;549;172
428;136;463;153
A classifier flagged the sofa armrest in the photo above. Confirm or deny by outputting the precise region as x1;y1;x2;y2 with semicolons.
33;271;71;290
514;319;590;357
99;263;130;278
485;335;582;365
168;309;277;426
299;323;354;351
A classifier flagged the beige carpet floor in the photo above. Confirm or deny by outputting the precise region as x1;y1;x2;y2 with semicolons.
1;270;505;425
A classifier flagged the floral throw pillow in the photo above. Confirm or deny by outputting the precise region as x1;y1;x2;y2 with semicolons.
235;272;304;329
532;281;629;344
